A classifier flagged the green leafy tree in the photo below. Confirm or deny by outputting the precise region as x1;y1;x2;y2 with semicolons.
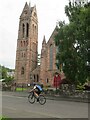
2;66;7;79
54;1;90;85
0;65;14;84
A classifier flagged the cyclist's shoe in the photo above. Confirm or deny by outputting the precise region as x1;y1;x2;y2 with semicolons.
37;98;39;102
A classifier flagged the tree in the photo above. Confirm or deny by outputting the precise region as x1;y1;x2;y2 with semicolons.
2;66;7;79
0;65;14;84
54;1;90;85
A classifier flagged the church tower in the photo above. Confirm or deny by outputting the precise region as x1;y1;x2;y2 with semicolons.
15;2;38;85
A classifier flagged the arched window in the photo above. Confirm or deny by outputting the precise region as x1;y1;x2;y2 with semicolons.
34;12;36;17
26;23;29;37
22;24;25;38
21;41;23;47
24;53;25;57
35;26;36;34
34;75;35;80
46;78;49;83
24;41;25;46
21;67;24;75
32;24;34;34
37;74;39;82
26;40;28;46
22;52;23;57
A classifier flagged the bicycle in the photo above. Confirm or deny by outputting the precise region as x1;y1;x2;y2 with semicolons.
28;91;46;105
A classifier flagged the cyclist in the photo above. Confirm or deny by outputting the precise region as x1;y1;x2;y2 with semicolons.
31;84;43;101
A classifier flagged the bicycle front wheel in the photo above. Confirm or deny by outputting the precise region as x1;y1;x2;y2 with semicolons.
28;92;35;104
39;95;46;105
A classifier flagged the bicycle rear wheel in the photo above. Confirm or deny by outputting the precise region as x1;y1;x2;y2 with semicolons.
28;92;35;104
39;95;46;105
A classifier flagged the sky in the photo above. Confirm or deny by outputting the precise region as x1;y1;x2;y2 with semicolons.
0;0;69;69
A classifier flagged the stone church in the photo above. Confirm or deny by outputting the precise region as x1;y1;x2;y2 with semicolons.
15;2;64;87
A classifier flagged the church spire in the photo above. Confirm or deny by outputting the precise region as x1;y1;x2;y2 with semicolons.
42;35;46;44
20;2;31;18
22;2;30;14
23;2;29;11
41;35;46;55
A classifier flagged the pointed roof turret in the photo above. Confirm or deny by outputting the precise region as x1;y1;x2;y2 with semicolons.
23;2;29;12
42;35;46;44
25;2;28;6
41;35;46;54
20;2;31;18
41;35;46;56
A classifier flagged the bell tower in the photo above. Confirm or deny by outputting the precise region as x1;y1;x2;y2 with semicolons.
15;2;38;84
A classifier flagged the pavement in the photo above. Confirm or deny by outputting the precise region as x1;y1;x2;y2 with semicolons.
2;91;89;103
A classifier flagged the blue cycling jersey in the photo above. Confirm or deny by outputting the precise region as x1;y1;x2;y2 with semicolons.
36;85;42;91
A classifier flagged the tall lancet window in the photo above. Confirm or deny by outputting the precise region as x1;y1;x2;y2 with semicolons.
22;24;25;38
26;23;29;37
35;26;36;34
32;24;34;34
21;67;24;75
49;44;53;70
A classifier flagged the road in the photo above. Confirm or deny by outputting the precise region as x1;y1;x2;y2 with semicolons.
2;92;88;119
